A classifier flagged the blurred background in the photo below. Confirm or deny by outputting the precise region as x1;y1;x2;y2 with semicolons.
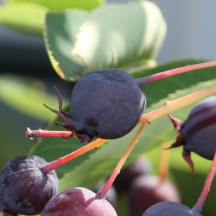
1;0;216;73
0;1;216;215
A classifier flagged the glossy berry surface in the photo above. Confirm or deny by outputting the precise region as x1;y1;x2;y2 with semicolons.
42;187;117;216
51;69;146;142
114;156;152;193
128;175;180;216
142;201;201;216
0;155;58;215
181;96;216;160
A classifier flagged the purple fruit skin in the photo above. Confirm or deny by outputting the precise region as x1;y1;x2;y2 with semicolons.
181;96;216;160
114;156;152;193
68;69;146;140
42;187;117;216
142;201;201;216
128;175;180;216
0;155;58;215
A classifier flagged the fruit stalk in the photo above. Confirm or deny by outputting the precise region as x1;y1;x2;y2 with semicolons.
135;61;216;86
43;138;108;172
192;152;216;214
159;142;170;181
25;127;73;140
139;84;216;124
97;122;147;199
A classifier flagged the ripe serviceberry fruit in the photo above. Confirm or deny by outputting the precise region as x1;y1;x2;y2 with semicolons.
128;175;180;216
114;156;152;193
142;152;216;216
41;187;117;216
142;201;201;216
45;69;146;142
0;155;58;215
169;96;216;171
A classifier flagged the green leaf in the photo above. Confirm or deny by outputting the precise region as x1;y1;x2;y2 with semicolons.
44;10;88;80
0;74;63;121
0;0;103;35
44;1;166;81
0;3;47;35
29;59;216;191
8;0;104;11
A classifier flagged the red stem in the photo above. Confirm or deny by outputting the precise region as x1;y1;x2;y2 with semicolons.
192;152;216;214
97;123;147;199
135;61;216;86
43;138;108;172
25;128;73;140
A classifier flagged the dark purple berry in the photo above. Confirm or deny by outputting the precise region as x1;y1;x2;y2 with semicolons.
128;175;180;216
142;201;201;216
92;181;117;207
169;96;216;171
114;156;152;193
0;155;58;215
41;187;117;216
47;69;146;142
181;96;216;159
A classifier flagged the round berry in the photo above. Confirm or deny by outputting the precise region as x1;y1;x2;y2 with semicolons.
0;155;58;215
51;69;146;142
181;96;216;160
142;201;201;216
128;175;180;216
42;187;117;216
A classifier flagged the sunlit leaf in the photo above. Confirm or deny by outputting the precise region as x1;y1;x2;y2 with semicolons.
44;1;166;81
0;3;47;35
8;0;104;11
0;0;103;35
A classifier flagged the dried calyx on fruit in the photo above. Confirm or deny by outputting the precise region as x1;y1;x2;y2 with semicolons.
0;155;58;215
168;96;216;172
41;187;117;216
142;152;216;216
26;61;216;143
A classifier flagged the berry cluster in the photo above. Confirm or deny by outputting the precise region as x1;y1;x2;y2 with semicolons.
1;61;216;215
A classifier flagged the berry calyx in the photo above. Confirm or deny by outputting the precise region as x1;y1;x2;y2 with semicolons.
0;155;58;215
168;96;216;172
41;187;117;216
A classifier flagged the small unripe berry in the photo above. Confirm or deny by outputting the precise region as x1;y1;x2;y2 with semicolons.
0;155;58;215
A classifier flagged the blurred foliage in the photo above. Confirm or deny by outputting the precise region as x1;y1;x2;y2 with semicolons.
0;0;104;35
44;1;166;81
